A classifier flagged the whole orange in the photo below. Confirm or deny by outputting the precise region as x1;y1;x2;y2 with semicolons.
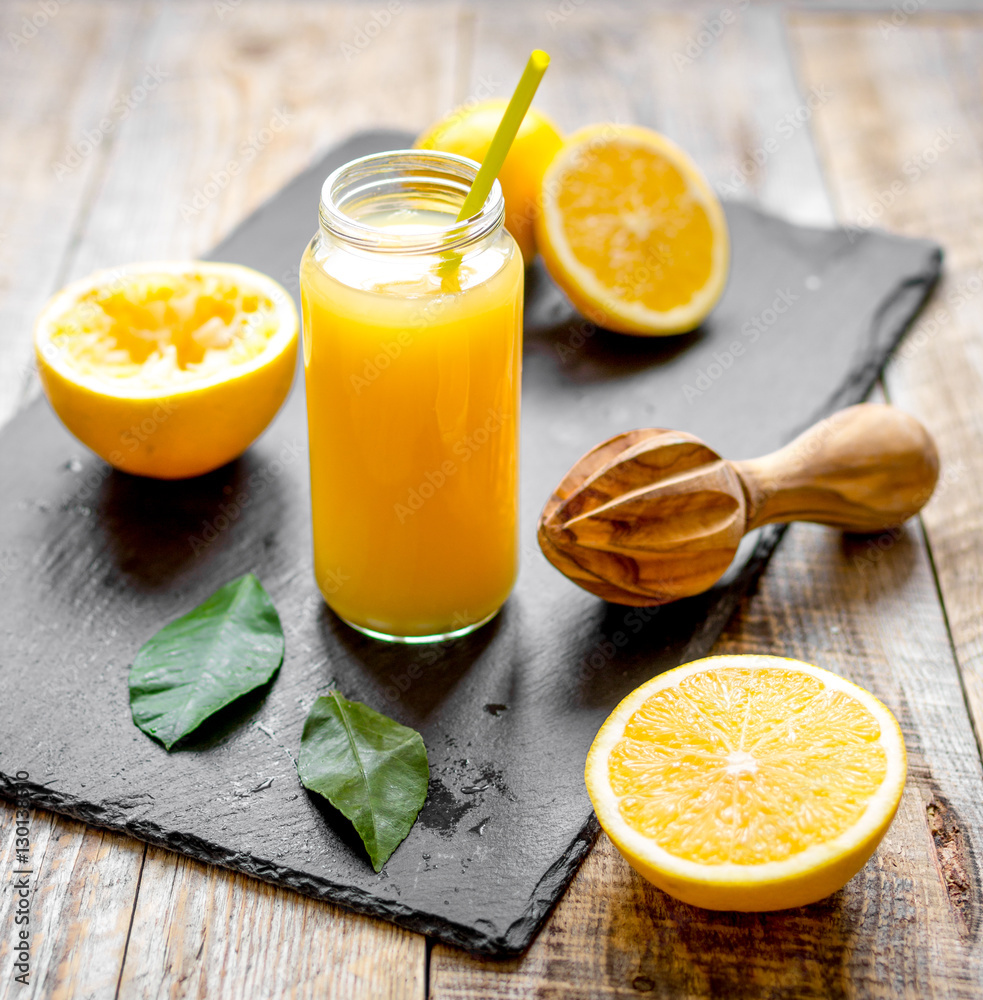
415;99;563;265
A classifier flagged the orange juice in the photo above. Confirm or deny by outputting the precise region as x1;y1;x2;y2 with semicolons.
300;151;523;641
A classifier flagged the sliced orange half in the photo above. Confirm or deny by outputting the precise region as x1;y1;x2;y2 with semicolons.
585;655;906;911
34;261;298;479
536;124;729;335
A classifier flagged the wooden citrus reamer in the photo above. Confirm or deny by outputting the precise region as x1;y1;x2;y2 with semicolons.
538;403;940;606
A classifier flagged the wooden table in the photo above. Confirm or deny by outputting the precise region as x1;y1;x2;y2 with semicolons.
2;2;982;997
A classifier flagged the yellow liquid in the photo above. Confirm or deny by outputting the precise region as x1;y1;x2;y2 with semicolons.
300;210;523;639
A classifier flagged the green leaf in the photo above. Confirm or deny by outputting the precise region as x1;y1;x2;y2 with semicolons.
298;693;429;872
129;573;284;750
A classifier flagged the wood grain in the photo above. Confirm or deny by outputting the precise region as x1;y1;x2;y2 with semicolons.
0;6;152;998
538;405;939;606
432;511;983;1000
0;2;459;997
433;5;983;998
0;1;143;427
539;427;746;606
643;2;836;228
736;404;939;532
88;2;462;997
0;807;144;1000
61;0;459;283
789;8;983;761
1;4;982;1000
117;849;425;1000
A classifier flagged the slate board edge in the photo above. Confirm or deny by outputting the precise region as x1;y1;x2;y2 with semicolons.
0;146;945;955
485;232;945;950
818;244;944;417
0;771;564;957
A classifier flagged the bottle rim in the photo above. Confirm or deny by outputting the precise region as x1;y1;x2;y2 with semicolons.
318;149;506;255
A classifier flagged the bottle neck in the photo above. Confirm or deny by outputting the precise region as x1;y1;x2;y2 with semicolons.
317;149;505;258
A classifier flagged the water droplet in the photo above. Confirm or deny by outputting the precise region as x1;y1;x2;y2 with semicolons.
484;703;508;716
65;457;83;473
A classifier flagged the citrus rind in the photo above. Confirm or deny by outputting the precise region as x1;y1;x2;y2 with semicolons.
34;260;299;479
585;654;906;911
537;124;730;335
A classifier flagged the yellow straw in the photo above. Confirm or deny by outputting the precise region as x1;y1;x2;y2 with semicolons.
456;50;551;221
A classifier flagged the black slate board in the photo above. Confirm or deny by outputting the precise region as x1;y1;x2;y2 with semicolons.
0;131;941;955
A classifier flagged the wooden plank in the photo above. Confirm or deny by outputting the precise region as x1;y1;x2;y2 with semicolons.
0;0;142;429
0;804;145;1000
431;512;983;1000
788;10;983;760
4;0;462;996
432;6;983;998
629;4;832;227
0;5;154;999
62;0;461;283
469;2;832;225
73;1;462;996
117;849;425;1000
4;4;981;999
